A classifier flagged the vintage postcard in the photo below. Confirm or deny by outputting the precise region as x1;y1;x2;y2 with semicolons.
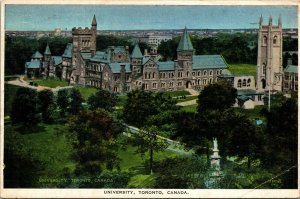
0;0;299;198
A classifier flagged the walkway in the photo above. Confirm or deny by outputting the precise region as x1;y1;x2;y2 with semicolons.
125;125;194;156
6;76;73;92
176;88;199;107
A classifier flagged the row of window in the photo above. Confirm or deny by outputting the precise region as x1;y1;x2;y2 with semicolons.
142;79;215;90
284;75;298;81
114;75;130;82
284;83;298;91
81;39;90;47
237;78;252;88
144;69;223;80
88;64;103;72
263;35;278;45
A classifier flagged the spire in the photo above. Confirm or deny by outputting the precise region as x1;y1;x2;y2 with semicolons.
278;15;282;27
269;15;272;26
177;27;194;51
131;43;143;58
92;14;97;26
259;14;263;27
44;44;51;55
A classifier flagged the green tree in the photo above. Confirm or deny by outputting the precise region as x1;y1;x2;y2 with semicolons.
262;97;298;188
57;89;70;117
197;81;237;112
153;156;208;188
4;126;45;187
68;88;83;115
122;89;156;127
38;89;56;123
10;87;40;127
67;108;123;176
131;126;168;174
87;89;118;112
123;90;178;128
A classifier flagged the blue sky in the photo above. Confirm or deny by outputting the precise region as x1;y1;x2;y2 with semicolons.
5;5;298;31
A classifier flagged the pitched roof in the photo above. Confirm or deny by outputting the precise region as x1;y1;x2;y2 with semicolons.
62;43;73;58
44;44;51;55
90;51;109;63
237;89;262;96
284;65;298;74
52;56;62;66
158;61;175;71
31;51;43;59
192;55;228;69
81;52;92;60
177;27;194;51
109;63;131;73
25;60;41;69
131;44;143;58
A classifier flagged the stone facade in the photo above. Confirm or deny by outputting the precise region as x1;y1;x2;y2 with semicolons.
283;59;298;93
256;16;283;92
57;16;228;93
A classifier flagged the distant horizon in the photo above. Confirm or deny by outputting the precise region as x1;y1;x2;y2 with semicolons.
5;5;298;31
5;27;299;32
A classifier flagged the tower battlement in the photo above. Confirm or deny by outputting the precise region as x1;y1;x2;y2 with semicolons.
72;27;93;35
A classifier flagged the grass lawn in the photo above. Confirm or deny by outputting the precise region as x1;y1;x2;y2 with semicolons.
117;95;128;107
176;95;198;102
118;145;178;173
74;86;98;101
29;79;69;88
22;123;76;175
228;64;256;76
234;105;266;121
180;104;198;112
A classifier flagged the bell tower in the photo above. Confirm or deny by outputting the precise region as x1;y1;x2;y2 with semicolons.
256;15;283;92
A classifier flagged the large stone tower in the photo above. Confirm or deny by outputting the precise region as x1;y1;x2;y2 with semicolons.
176;27;194;88
256;16;283;92
70;15;97;84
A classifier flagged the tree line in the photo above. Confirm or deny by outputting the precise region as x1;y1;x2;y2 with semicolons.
5;35;149;76
158;33;298;66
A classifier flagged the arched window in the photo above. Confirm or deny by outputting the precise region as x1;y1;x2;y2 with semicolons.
153;72;156;79
145;72;147;79
263;35;267;44
247;78;251;87
186;71;189;77
209;70;213;76
209;78;212;83
148;73;151;79
273;36;277;44
204;70;207;76
238;79;242;88
242;79;247;87
163;73;165;78
263;63;266;75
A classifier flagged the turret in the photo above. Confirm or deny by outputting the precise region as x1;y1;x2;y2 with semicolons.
177;27;194;52
259;14;263;28
269;15;273;26
176;27;193;71
278;15;282;28
92;14;97;27
91;15;97;56
44;44;51;62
